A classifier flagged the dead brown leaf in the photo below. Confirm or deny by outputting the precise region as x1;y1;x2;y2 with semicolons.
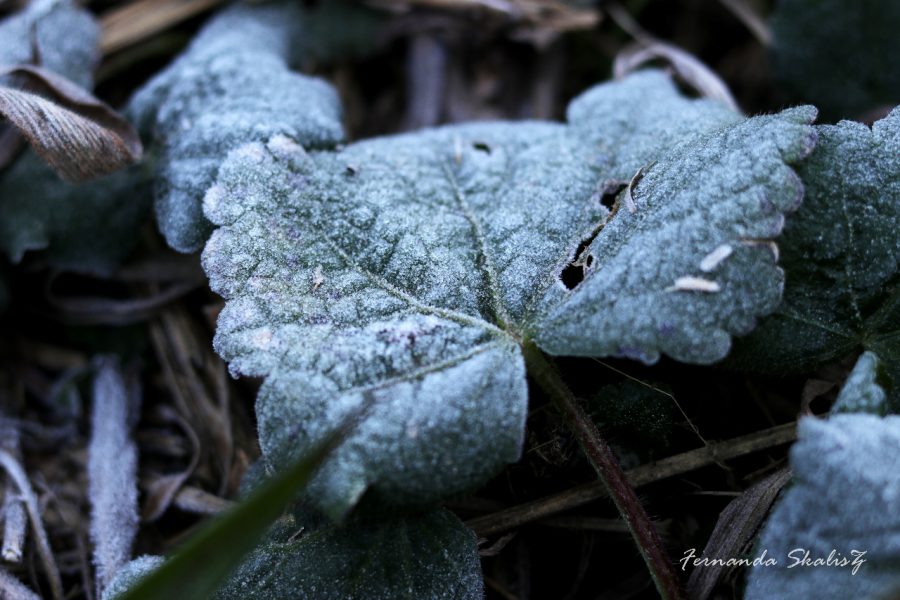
0;64;142;182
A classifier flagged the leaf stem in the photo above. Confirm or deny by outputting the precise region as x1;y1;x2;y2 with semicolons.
521;341;686;600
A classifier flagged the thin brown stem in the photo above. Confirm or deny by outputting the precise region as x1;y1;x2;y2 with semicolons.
466;422;796;537
521;341;685;600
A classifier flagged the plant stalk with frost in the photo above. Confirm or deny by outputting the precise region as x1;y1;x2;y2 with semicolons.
89;358;140;596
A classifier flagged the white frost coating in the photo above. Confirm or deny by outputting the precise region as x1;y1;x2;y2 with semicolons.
213;509;484;600
537;106;817;364
200;72;818;514
102;555;165;600
127;0;351;252
89;358;140;594
747;410;900;599
699;244;733;272
734;108;900;401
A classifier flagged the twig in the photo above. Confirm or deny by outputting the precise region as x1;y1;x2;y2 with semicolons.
1;419;25;564
521;342;685;600
2;490;26;562
0;449;63;600
173;486;235;516
466;422;796;537
88;357;140;596
0;566;40;600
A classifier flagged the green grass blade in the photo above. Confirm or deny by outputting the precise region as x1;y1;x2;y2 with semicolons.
117;425;349;600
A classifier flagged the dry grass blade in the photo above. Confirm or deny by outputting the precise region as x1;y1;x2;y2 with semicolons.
686;468;792;599
0;566;40;600
140;405;200;522
1;490;26;562
369;0;599;31
467;422;796;538
0;65;142;182
100;0;226;56
614;42;739;111
0;449;63;600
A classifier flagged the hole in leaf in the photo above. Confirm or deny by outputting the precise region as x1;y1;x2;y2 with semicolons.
472;141;491;154
560;228;601;290
597;181;627;210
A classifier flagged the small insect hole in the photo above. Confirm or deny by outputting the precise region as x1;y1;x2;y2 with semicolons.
560;235;599;290
473;141;491;154
598;182;626;210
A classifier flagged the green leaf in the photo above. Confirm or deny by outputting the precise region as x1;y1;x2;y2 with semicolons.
745;354;900;599
0;0;150;275
732;108;900;409
201;70;816;515
128;0;379;253
108;424;346;600
770;0;900;120
212;508;483;600
0;154;152;275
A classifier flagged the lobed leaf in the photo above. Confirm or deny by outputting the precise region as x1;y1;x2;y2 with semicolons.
128;0;379;253
202;70;816;515
732;108;900;409
213;508;483;600
745;354;900;599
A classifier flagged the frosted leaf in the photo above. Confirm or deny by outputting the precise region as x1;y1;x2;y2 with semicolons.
832;352;888;416
0;0;150;275
213;508;483;600
203;70;816;514
102;555;165;600
128;0;378;253
0;154;152;275
732;108;900;409
0;0;99;90
746;368;900;599
534;105;817;363
567;70;741;178
770;0;900;120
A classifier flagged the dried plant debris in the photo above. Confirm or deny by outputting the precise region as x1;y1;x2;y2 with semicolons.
733;108;900;409
0;1;141;180
770;0;900;120
128;0;379;253
201;69;815;516
746;354;900;599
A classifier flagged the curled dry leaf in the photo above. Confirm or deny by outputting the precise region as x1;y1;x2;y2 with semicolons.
614;42;739;112
0;65;142;182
